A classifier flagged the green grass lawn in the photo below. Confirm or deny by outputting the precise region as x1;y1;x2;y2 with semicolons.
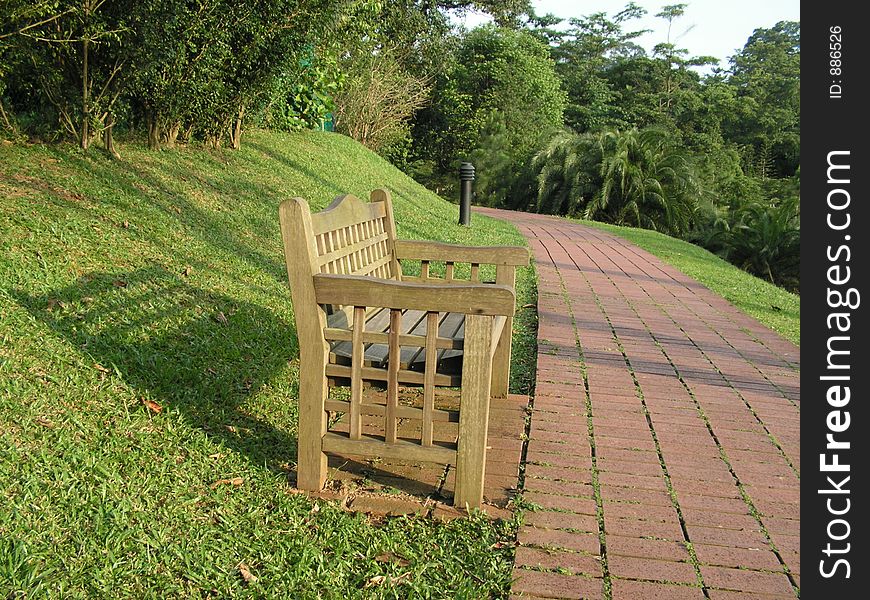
0;130;536;598
580;220;799;346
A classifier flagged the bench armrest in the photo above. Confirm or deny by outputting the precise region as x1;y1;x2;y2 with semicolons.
394;240;530;267
313;274;516;316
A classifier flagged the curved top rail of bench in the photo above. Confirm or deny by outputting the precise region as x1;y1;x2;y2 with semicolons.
310;193;388;236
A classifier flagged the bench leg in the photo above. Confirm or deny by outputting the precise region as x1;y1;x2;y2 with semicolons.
296;350;328;491
491;264;516;398
455;314;493;510
490;314;512;398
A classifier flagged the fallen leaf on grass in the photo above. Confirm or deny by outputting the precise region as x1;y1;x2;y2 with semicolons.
365;572;411;589
237;562;257;584
142;398;163;413
223;424;250;434
210;477;244;489
491;541;514;549
94;363;111;373
112;279;128;288
365;575;387;589
35;417;54;428
213;311;228;325
522;303;535;309
46;299;67;311
375;552;410;567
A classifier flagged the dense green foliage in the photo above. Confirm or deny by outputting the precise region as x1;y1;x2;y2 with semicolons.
411;25;565;204
0;1;526;150
1;1;800;288
588;127;699;235
406;6;800;290
0;129;536;596
1;0;345;150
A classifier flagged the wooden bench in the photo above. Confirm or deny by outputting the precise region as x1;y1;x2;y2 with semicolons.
279;189;529;509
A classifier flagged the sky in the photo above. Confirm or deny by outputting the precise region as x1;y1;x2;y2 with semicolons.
459;0;800;72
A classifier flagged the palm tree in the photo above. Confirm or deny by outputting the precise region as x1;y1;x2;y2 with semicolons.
585;127;699;235
727;196;800;287
532;131;602;216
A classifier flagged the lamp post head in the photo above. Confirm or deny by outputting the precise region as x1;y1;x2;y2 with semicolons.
459;162;475;181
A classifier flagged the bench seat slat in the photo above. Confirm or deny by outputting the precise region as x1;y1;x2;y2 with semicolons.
327;308;466;371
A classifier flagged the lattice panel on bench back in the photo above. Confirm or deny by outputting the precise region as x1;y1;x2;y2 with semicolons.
310;194;398;279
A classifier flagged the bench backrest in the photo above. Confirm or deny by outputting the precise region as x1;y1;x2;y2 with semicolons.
307;190;401;280
279;189;401;340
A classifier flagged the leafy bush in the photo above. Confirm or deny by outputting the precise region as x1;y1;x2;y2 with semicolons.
532;131;602;216
259;46;342;133
469;110;556;211
726;197;800;289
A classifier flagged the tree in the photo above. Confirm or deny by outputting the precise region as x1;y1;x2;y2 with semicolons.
532;131;602;216
413;25;565;174
332;49;430;153
726;196;800;288
130;0;343;150
0;0;346;150
724;21;800;177
585;127;699;235
546;3;649;132
466;109;553;210
1;0;132;152
0;1;66;131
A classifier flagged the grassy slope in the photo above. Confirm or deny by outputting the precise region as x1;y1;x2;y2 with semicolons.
0;130;536;598
580;220;799;345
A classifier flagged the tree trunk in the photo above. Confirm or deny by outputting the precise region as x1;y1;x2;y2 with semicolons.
0;100;12;131
206;132;222;149
181;123;194;144
230;104;245;150
147;109;160;150
80;36;90;150
103;113;120;160
165;122;180;148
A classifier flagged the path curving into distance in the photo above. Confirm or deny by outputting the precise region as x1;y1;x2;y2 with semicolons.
480;209;800;600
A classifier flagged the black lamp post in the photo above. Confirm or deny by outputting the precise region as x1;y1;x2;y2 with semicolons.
459;162;475;226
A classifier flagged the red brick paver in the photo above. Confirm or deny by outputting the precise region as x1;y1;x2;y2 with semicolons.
480;209;800;600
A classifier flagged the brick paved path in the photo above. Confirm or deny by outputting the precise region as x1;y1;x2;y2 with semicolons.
480;209;800;600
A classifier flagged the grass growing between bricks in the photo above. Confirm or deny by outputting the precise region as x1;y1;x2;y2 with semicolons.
577;239;799;598
579;220;800;346
570;256;706;597
637;308;800;595
0;130;535;597
553;265;612;599
592;237;799;476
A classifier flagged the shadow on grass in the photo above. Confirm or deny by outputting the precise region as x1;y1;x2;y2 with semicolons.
12;265;301;475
